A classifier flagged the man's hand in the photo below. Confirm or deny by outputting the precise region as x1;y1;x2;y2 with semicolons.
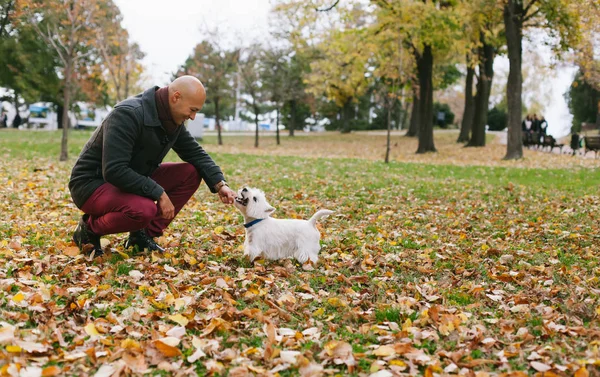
218;185;236;204
157;192;175;220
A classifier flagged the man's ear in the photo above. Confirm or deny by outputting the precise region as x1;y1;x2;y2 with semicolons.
265;205;275;214
172;90;182;103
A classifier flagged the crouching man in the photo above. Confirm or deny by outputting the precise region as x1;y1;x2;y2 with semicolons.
69;76;236;258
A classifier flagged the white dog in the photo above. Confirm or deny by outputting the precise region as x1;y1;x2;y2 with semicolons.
233;187;333;264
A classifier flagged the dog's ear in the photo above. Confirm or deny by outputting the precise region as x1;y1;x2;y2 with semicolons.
265;205;275;214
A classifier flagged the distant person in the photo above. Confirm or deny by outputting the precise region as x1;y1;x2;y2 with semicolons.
68;75;237;258
0;111;7;128
522;115;533;145
539;116;548;136
570;132;581;156
12;112;21;128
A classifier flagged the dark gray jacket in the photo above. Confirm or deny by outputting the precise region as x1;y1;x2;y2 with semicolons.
69;87;224;209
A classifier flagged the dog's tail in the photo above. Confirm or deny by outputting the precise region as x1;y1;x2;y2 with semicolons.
308;209;334;227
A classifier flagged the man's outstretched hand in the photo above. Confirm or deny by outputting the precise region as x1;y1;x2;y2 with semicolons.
157;192;175;220
218;185;236;204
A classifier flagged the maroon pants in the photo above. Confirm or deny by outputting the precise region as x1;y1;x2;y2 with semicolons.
81;163;201;237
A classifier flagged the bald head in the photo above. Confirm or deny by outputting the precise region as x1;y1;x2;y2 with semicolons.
168;75;206;124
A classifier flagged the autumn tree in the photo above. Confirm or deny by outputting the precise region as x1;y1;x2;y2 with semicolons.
305;27;372;133
465;0;503;148
502;0;582;160
95;1;144;103
373;0;462;154
18;0;111;161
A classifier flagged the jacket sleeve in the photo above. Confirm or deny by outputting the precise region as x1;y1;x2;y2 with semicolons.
172;126;225;193
102;107;164;200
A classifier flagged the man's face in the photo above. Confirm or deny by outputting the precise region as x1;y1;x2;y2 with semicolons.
171;91;205;125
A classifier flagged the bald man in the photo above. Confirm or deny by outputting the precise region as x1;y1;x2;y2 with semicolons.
69;76;237;258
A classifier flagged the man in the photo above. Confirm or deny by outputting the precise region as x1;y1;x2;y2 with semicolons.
69;76;237;258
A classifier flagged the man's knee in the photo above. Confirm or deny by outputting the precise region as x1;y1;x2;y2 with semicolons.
181;163;201;186
124;199;157;227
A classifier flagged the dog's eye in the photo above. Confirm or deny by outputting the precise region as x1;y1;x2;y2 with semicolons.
253;197;257;202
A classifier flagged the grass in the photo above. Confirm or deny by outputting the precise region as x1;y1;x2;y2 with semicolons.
0;129;599;376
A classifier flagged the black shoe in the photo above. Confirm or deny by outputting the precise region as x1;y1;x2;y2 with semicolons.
124;229;165;253
73;214;103;258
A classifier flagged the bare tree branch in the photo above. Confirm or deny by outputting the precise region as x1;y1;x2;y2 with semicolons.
316;0;339;12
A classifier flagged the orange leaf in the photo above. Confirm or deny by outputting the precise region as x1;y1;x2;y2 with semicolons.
154;340;181;357
574;367;589;377
63;246;80;257
42;366;61;376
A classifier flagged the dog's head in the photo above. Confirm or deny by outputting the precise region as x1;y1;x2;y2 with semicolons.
234;187;275;219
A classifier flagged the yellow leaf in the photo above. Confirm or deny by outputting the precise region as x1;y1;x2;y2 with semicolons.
596;307;600;316
6;345;22;353
214;226;224;234
84;323;100;337
121;338;142;351
390;360;406;367
313;308;325;316
402;318;412;331
12;293;25;303
168;314;189;327
150;299;168;310
574;367;589;377
373;345;395;357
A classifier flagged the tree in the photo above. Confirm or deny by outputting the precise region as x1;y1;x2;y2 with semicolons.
373;0;462;154
239;46;267;148
502;0;582;160
0;0;15;39
178;39;239;146
565;71;600;132
0;18;61;107
95;2;144;103
305;28;372;133
19;0;109;161
261;45;289;145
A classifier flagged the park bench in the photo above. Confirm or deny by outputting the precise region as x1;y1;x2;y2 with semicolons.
584;135;600;158
541;135;564;153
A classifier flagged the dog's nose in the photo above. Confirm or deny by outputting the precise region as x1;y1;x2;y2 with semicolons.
242;188;248;192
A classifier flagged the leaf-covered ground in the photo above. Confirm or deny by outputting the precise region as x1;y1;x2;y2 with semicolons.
1;129;600;377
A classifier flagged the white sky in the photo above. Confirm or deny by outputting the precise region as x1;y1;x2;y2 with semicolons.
113;0;577;138
113;0;272;86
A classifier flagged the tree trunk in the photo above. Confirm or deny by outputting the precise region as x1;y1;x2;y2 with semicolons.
124;71;130;100
385;94;392;163
406;87;419;137
289;99;295;137
457;64;475;143
503;0;524;160
416;45;436;154
215;97;223;146
60;65;71;161
276;106;280;145
341;99;352;134
254;99;259;148
401;98;410;130
467;39;495;147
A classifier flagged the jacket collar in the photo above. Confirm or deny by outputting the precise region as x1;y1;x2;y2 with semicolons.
141;86;163;128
